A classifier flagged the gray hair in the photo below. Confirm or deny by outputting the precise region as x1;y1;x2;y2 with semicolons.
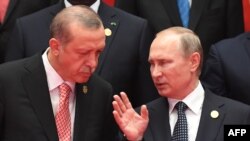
50;5;103;44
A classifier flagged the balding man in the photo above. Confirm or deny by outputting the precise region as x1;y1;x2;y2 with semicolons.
0;5;117;141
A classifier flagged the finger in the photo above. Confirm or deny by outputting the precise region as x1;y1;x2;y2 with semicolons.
140;105;149;121
113;94;127;113
120;92;133;109
112;101;123;117
113;111;125;129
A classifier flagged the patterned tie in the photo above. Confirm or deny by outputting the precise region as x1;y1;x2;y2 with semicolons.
55;83;71;141
172;102;188;141
0;0;9;23
177;0;190;27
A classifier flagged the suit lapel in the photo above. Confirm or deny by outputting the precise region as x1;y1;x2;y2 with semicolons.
195;90;226;141
46;1;65;28
95;2;119;74
147;98;171;141
189;0;209;30
72;78;94;141
22;54;58;141
161;0;182;26
243;33;250;82
244;33;250;61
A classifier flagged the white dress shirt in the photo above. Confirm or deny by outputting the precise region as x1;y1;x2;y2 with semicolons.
42;48;76;141
168;81;204;141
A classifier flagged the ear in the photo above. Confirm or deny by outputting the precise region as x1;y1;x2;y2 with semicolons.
49;38;60;56
189;52;200;73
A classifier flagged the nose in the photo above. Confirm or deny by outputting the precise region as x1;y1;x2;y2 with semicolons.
86;54;98;69
151;65;162;78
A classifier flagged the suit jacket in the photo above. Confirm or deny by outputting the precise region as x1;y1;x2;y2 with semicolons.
0;0;53;63
115;0;244;59
141;88;250;141
4;1;159;107
201;32;250;105
0;54;117;141
115;0;137;15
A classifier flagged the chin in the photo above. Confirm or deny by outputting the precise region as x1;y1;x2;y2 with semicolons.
75;77;90;83
157;89;170;97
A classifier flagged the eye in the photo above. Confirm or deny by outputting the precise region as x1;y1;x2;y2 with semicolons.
78;50;90;56
160;60;172;65
158;61;166;66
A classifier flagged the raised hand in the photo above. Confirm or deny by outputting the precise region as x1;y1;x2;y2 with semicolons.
112;92;149;141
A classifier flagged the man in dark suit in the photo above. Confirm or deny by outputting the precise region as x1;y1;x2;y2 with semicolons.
112;27;250;141
115;0;244;59
4;0;158;108
201;32;250;105
0;5;117;140
0;0;57;64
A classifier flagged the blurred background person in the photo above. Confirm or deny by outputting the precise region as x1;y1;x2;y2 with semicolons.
0;0;58;64
201;32;250;105
115;0;244;60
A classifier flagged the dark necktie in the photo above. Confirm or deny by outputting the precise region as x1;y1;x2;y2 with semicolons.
171;102;188;141
177;0;190;27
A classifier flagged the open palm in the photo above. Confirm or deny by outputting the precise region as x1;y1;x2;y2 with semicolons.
113;92;149;141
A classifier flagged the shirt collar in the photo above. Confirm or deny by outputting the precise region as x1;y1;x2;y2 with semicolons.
64;0;100;13
168;81;204;115
42;48;75;91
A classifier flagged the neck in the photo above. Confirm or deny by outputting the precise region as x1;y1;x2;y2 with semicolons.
175;78;199;100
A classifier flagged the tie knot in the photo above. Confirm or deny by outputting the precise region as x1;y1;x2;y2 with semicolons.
175;102;188;112
59;83;71;98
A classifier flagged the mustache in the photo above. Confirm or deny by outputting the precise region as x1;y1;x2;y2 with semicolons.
79;66;95;74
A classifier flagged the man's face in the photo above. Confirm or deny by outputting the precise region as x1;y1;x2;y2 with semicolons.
148;35;194;99
50;23;105;83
